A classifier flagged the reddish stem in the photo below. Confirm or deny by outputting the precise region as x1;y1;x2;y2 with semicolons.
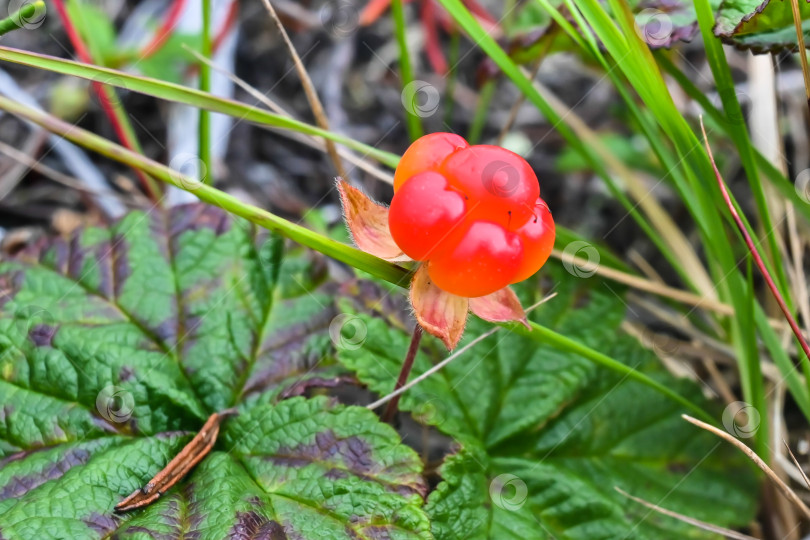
137;0;188;60
382;324;424;422
139;0;236;61
52;0;93;61
52;0;160;202
700;118;810;364
462;0;498;27
422;0;448;75
212;1;239;53
360;0;394;26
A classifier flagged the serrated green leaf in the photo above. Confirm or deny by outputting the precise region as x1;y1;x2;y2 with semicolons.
504;0;722;58
715;0;810;52
0;204;430;539
338;267;758;539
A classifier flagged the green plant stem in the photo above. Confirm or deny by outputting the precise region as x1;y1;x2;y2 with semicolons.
443;31;461;126
0;46;400;169
0;1;44;35
468;79;495;144
508;321;711;422
200;0;212;185
391;0;422;141
0;92;716;426
0;93;408;286
382;324;423;422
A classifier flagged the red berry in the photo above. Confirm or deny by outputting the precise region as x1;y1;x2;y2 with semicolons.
428;221;523;297
389;133;555;298
389;171;467;261
439;145;538;228
510;198;555;284
393;132;468;191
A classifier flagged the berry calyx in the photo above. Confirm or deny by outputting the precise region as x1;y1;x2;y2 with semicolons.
389;133;555;297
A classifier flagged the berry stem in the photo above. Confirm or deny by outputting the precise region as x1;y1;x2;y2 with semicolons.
382;324;424;422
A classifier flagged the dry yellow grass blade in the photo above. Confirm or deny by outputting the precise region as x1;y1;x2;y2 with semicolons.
683;415;810;520
183;46;391;183
260;0;348;179
615;487;760;540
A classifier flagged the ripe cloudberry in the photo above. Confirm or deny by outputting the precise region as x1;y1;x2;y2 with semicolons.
388;132;555;297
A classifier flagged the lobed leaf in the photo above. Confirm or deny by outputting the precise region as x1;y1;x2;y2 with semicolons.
0;204;430;539
338;268;759;539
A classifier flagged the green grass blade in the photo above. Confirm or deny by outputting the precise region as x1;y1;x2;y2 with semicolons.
391;0;423;140
693;0;791;302
467;79;495;144
0;1;45;35
199;0;212;184
601;0;772;454
0;93;409;286
658;52;810;224
435;0;695;292
510;321;714;423
0;46;401;169
0;91;713;424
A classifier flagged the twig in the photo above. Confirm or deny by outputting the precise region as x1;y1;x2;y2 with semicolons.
115;408;238;512
700;117;810;366
260;0;349;179
615;487;760;540
382;324;424;422
368;294;557;411
553;249;732;315
0;138;136;203
783;440;810;489
682;414;810;520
